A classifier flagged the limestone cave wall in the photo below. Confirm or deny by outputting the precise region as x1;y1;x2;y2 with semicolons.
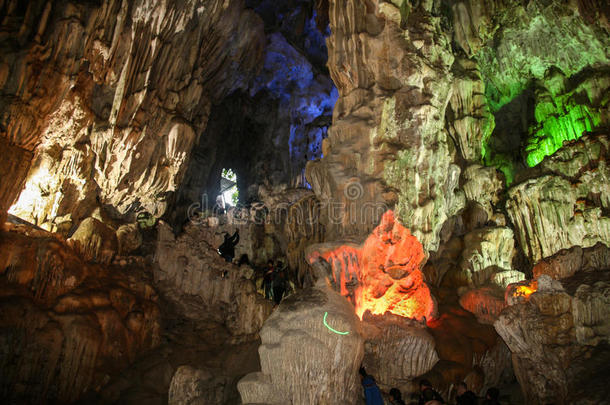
0;0;609;404
1;0;265;230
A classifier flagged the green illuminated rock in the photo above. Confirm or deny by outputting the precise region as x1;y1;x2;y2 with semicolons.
473;1;609;113
506;134;610;263
525;75;606;167
452;0;609;180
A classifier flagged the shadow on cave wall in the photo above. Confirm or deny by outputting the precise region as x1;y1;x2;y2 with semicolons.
483;87;537;184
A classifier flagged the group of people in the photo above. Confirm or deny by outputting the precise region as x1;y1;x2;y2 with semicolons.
217;229;290;305
360;368;502;405
262;260;288;305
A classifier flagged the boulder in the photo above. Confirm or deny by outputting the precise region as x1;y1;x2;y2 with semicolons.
168;366;229;405
361;313;439;389
238;286;364;405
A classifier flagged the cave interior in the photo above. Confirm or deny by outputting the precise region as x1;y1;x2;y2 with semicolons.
0;0;609;404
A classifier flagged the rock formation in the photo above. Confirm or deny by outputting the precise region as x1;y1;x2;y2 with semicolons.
307;0;464;249
154;221;272;340
308;210;437;322
361;313;439;390
0;0;609;403
3;0;265;230
168;365;232;405
238;286;364;404
507;134;610;264
496;273;610;404
0;224;161;403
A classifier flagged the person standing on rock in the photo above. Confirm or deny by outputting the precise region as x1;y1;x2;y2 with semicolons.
263;260;275;300
218;229;239;262
272;269;286;305
359;367;384;405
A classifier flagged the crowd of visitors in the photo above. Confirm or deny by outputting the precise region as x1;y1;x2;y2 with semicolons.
358;370;505;405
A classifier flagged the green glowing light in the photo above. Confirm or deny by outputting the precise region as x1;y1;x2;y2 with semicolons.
481;78;602;178
526;102;601;167
323;312;349;335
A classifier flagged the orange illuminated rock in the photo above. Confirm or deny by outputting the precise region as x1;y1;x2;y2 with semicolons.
312;210;436;321
505;279;539;306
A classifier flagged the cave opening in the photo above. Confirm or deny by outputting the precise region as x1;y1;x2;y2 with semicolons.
219;168;238;209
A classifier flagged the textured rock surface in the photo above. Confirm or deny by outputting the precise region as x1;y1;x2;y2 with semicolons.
453;0;610;107
154;221;272;340
168;365;230;405
308;210;436;322
238;286;364;405
460;227;521;287
449;0;610;185
69;217;118;264
361;313;438;389
506;134;610;263
2;0;265;228
447;58;495;162
0;224;161;403
533;243;610;280
461;164;504;220
425;307;512;399
495;272;610;404
306;0;464;251
0;138;32;228
116;223;143;256
459;286;506;325
78;289;262;405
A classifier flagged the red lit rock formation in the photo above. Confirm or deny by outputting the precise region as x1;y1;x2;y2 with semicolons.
309;210;436;322
358;211;433;320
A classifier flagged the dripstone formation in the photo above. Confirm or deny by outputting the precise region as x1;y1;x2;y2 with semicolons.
1;0;609;404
